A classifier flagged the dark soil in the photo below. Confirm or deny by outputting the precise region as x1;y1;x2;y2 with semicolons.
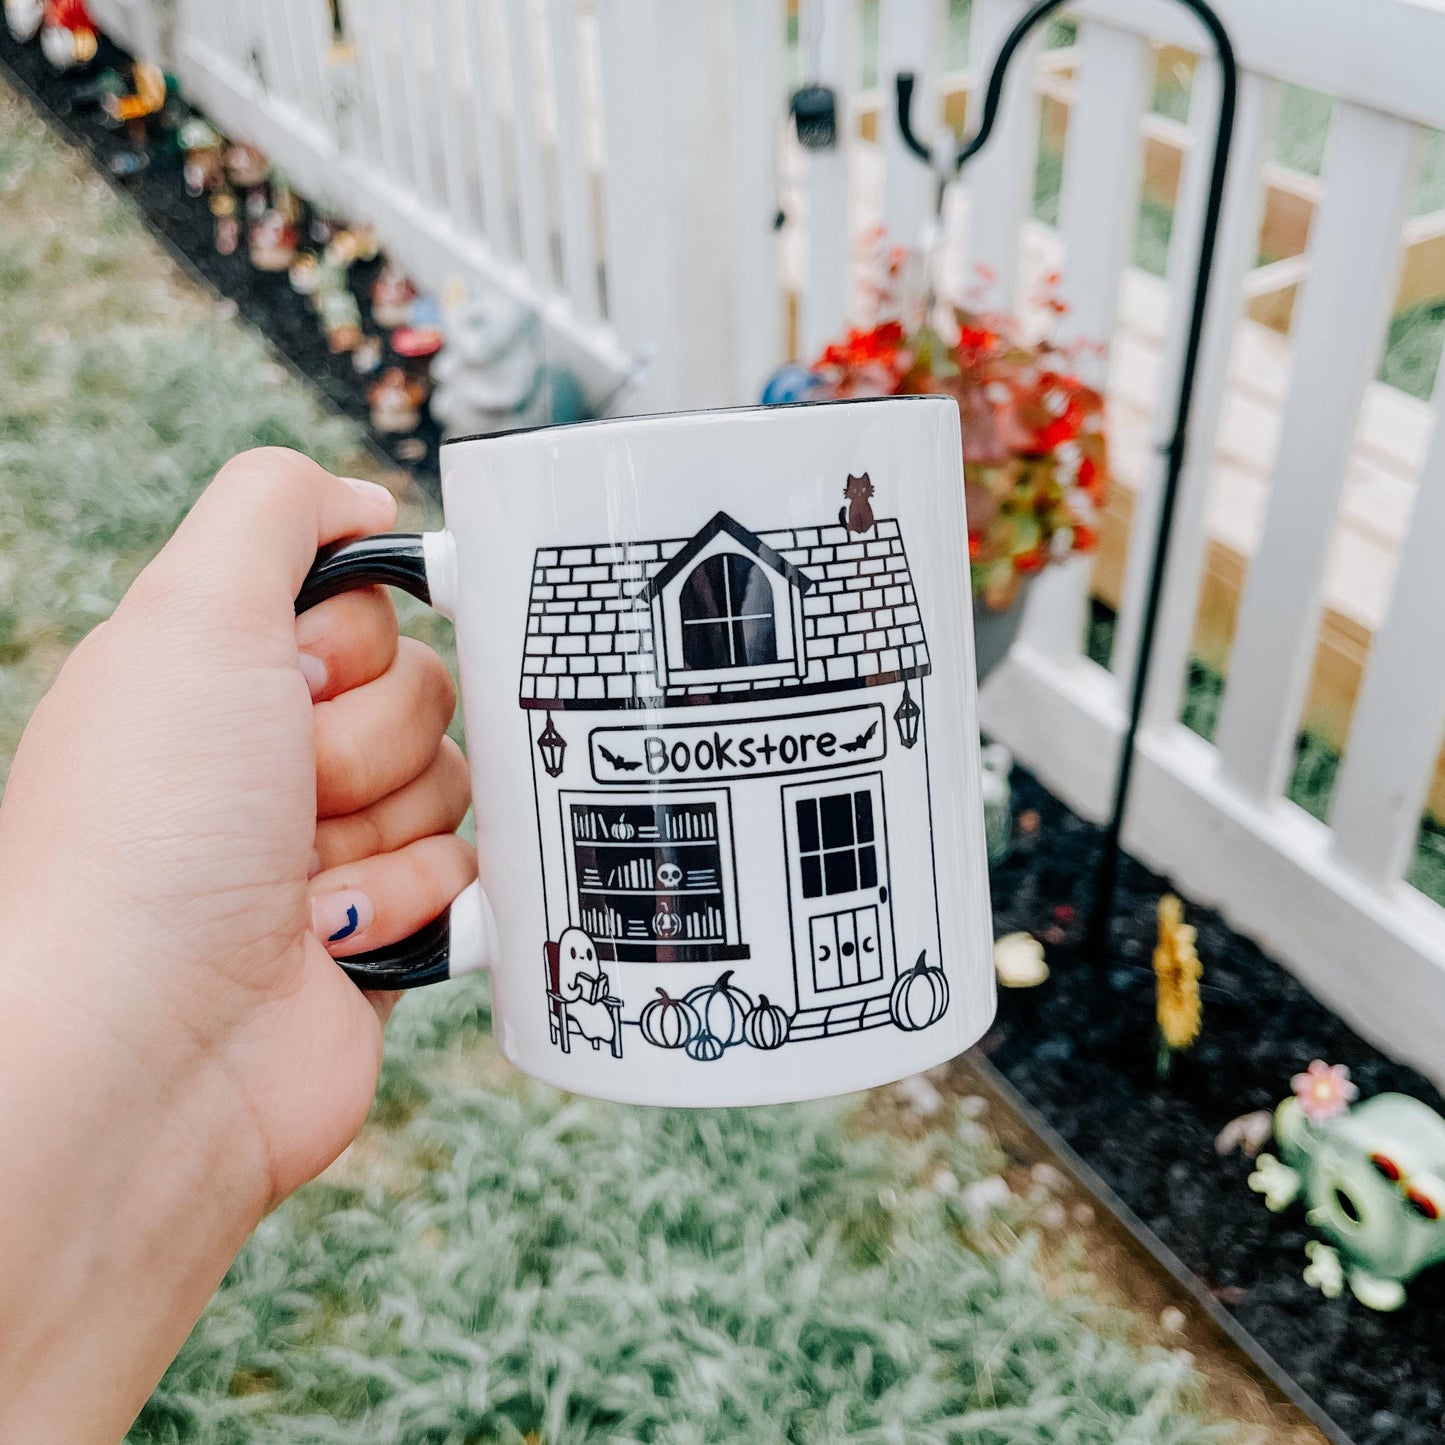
0;27;443;493
985;765;1445;1445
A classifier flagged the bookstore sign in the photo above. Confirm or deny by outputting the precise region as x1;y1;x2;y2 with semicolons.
587;703;887;785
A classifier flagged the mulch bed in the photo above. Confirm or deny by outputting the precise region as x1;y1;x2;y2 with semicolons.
0;28;442;494
984;764;1445;1445
8;25;1445;1445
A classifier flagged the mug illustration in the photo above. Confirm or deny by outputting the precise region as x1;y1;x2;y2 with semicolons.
519;484;949;1061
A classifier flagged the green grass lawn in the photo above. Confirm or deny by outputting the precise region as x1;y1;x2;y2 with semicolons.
0;78;1260;1445
136;978;1238;1445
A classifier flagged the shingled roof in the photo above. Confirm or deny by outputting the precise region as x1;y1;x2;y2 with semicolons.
519;512;931;710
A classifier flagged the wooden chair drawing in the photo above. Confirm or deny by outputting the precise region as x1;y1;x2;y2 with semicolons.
544;940;624;1057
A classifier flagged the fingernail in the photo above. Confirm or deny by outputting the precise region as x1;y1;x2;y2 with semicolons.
308;849;322;879
312;890;373;945
298;651;327;698
342;476;395;508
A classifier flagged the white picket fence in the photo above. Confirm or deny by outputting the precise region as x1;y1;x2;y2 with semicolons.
87;0;1445;1084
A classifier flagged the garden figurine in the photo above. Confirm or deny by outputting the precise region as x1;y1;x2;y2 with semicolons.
100;59;166;134
370;263;417;329
40;0;97;69
351;334;383;376
307;210;342;247
328;225;378;268
429;291;587;439
4;0;43;43
287;251;321;297
390;321;444;401
1249;1063;1445;1310
993;932;1048;989
209;190;240;256
224;141;268;190
179;117;223;197
367;366;424;434
248;208;299;273
320;290;363;354
980;742;1013;865
759;362;828;406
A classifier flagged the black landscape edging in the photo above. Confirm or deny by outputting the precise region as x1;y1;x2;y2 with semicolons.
984;764;1445;1445
966;1051;1352;1445
0;26;441;494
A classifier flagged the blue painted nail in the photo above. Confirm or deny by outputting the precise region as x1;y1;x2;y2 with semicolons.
313;891;372;946
329;905;360;942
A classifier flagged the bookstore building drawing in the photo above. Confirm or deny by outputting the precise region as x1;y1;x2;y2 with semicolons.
520;502;951;1062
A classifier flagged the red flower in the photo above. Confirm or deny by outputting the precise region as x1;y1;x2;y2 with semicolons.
1014;547;1046;573
815;321;905;372
1073;524;1098;552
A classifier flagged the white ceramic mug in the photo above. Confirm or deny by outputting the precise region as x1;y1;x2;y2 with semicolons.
298;396;995;1106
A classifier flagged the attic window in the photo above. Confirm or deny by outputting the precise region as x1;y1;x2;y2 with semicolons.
679;553;778;669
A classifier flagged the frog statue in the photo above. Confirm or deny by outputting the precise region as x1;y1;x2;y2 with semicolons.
1249;1071;1445;1311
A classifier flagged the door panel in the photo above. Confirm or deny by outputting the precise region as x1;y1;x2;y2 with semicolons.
783;773;895;1012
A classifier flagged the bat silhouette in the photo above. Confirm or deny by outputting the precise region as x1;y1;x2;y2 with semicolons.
598;744;642;772
840;720;879;753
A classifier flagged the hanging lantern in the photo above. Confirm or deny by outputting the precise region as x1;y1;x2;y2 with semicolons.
894;680;921;749
789;84;837;151
537;712;567;778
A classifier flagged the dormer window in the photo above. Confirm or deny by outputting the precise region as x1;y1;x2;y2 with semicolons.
680;553;778;670
644;512;811;691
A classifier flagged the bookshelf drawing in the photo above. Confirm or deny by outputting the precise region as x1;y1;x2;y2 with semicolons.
562;792;747;963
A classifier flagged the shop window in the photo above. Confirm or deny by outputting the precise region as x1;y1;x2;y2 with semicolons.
679;552;778;669
794;788;878;899
566;795;748;963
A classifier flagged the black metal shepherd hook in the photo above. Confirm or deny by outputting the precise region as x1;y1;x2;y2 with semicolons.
896;0;1238;970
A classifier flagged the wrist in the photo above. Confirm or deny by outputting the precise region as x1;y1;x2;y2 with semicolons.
0;929;271;1440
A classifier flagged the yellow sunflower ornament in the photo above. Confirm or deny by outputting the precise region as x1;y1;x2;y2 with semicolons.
1154;894;1202;1076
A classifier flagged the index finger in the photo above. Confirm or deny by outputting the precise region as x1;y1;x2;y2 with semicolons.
135;448;399;623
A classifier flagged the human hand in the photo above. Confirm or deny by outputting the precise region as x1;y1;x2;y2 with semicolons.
0;448;474;1439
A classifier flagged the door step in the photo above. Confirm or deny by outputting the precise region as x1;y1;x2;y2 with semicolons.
788;992;894;1040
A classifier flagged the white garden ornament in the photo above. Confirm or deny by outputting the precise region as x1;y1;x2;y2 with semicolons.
993;931;1048;988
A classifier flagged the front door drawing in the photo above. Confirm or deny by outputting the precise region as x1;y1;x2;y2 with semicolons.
781;773;896;1014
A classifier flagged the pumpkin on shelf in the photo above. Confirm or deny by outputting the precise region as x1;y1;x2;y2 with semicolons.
638;988;699;1050
609;818;636;841
889;951;950;1032
652;902;682;939
742;995;790;1051
685;1030;726;1063
684;970;753;1050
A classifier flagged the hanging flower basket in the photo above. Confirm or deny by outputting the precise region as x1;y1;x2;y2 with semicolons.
772;253;1111;682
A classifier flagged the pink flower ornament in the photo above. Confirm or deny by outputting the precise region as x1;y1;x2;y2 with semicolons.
1291;1060;1358;1124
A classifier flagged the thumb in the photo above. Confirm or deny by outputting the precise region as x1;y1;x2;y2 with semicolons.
132;448;398;624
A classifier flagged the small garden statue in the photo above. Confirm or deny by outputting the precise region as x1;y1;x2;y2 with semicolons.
179;118;223;197
223;142;268;190
248;208;298;273
1248;1061;1445;1310
39;0;97;69
370;262;417;329
429;291;586;440
5;0;43;43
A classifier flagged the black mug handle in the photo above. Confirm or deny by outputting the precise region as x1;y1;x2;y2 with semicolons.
296;533;492;989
